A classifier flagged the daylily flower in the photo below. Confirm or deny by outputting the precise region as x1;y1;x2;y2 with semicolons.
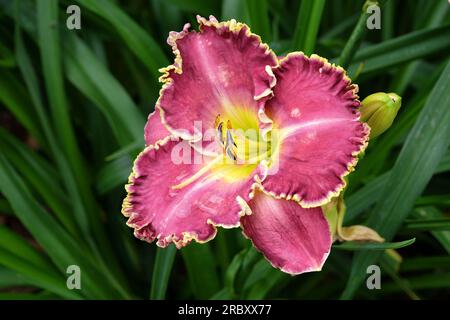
122;16;370;274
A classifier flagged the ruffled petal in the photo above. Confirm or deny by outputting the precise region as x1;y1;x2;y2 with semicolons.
158;16;277;141
261;53;369;207
144;109;171;147
122;140;255;248
241;191;331;274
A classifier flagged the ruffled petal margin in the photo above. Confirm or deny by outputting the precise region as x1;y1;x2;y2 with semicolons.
261;53;369;207
157;15;277;141
144;109;171;147
122;139;254;248
241;191;332;274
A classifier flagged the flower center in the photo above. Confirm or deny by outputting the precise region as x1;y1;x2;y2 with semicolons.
215;114;238;161
214;113;277;164
172;109;280;190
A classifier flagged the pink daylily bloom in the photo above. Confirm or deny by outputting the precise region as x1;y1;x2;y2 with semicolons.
122;16;369;274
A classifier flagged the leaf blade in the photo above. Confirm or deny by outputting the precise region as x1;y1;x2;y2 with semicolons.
342;60;450;299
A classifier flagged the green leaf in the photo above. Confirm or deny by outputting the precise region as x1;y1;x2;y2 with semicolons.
105;140;142;162
292;0;325;55
242;259;287;299
342;60;450;299
401;256;450;272
225;247;259;298
0;226;58;273
381;0;394;41
96;155;132;195
150;246;176;299
165;0;220;15
415;194;450;207
320;14;358;41
345;171;389;223
345;149;450;224
0;266;28;288
382;273;450;292
388;1;448;95
349;25;450;74
0;72;43;145
37;0;88;193
0;249;81;299
413;207;450;255
0;154;119;299
334;238;416;251
36;0;100;237
0;198;13;216
0;291;60;300
0;41;15;67
14;5;132;298
150;0;183;40
245;0;271;42
181;243;220;299
414;0;450;29
76;0;168;81
209;288;231;300
404;218;450;231
380;252;420;300
64;34;145;146
221;0;248;22
0;129;78;235
223;249;247;298
0;228;82;299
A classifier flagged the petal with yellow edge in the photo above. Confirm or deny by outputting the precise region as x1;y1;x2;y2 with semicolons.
158;16;277;142
144;109;171;147
261;53;370;208
122;139;260;248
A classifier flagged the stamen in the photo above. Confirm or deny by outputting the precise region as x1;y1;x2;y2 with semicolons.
215;114;225;146
214;115;272;163
217;122;224;145
225;128;237;160
214;114;221;128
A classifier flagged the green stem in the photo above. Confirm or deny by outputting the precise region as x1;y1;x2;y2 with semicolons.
338;0;380;69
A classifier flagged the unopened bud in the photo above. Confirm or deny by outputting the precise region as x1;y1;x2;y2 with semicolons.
360;92;402;138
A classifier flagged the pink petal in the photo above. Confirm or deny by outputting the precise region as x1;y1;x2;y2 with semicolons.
158;16;277;141
241;191;331;274
122;139;254;248
262;53;369;207
144;109;171;147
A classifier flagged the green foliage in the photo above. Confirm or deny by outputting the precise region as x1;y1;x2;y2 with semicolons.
0;0;449;300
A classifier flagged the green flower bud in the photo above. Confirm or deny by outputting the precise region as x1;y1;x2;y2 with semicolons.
360;92;402;138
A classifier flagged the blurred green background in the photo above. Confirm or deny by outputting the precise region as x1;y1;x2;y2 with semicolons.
0;0;449;299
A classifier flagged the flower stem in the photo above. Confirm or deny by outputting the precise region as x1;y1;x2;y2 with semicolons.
338;0;381;69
